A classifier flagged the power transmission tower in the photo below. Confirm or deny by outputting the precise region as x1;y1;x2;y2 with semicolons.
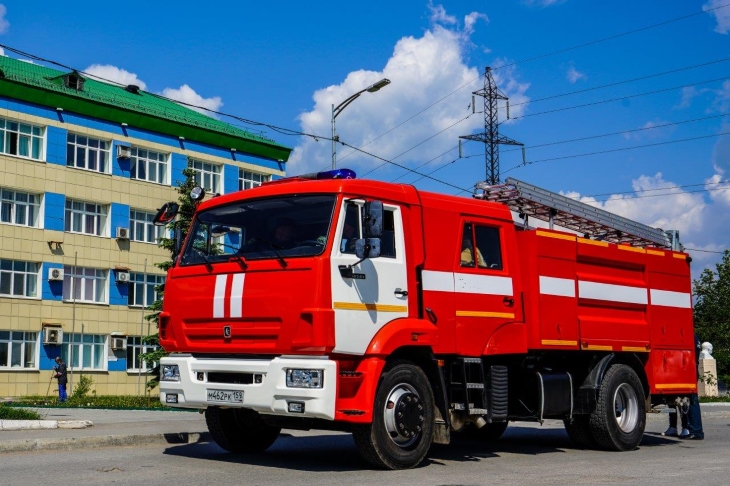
459;66;523;186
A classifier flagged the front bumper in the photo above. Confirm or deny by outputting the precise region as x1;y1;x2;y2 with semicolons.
159;354;337;420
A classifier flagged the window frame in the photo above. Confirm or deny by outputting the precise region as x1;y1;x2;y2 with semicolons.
0;188;41;228
126;336;158;373
0;117;44;161
128;272;165;308
130;147;169;185
62;266;108;304
130;209;165;244
61;333;107;371
64;199;108;236
189;159;222;194
238;170;269;190
0;259;40;299
459;222;503;271
66;133;111;174
0;330;39;370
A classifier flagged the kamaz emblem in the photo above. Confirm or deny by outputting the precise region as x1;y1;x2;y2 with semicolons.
223;326;231;338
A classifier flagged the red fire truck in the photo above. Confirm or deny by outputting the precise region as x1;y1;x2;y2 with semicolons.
156;170;696;470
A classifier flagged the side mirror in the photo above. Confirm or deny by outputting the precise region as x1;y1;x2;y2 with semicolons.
153;202;179;226
355;238;381;259
363;201;383;238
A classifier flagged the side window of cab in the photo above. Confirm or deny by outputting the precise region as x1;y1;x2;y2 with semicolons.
460;222;502;270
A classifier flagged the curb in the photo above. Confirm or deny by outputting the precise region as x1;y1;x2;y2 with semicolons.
0;420;93;431
0;431;211;453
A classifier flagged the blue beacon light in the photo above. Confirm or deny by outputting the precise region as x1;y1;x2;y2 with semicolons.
316;168;356;180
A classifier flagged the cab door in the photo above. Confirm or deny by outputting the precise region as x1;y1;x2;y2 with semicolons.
330;200;409;355
453;219;521;356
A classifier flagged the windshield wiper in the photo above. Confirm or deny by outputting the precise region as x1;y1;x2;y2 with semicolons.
192;248;213;271
219;242;248;269
250;236;288;268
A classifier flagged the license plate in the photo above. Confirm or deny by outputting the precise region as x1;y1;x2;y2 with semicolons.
207;389;243;403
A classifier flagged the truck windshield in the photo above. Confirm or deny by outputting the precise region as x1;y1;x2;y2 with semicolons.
180;194;336;267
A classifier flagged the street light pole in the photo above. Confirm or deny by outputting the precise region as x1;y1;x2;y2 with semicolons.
331;78;391;169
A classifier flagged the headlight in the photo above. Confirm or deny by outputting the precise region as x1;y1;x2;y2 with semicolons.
286;369;323;388
161;364;180;382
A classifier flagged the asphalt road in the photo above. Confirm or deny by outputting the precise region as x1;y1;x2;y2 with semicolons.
3;408;729;485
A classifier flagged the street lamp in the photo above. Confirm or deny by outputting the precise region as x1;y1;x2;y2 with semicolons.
331;78;391;169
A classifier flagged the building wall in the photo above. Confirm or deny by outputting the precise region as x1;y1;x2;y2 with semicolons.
0;97;285;398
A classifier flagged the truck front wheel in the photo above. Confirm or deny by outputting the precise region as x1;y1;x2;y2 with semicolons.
353;362;435;470
589;364;646;451
205;407;281;453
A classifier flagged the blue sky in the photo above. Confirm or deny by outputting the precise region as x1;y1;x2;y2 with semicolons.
0;1;728;274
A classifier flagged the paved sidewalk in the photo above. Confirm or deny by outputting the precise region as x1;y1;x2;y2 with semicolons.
0;407;209;453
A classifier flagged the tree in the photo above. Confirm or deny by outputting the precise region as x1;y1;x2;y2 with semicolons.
140;167;198;390
693;249;730;387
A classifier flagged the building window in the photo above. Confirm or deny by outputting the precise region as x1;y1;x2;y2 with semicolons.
66;134;110;173
189;159;222;193
61;334;106;370
0;331;38;369
126;336;158;372
1;189;40;227
239;170;269;190
130;209;165;244
64;199;107;236
131;148;168;185
0;259;39;298
0;117;43;160
128;273;164;307
62;266;107;304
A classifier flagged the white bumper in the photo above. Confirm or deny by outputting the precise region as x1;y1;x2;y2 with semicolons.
158;354;337;421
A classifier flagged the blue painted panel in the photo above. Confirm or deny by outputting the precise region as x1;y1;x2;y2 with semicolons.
271;174;283;181
41;262;64;301
223;164;239;195
111;203;130;236
45;126;68;166
111;140;132;177
39;344;62;371
233;152;286;171
171;153;189;187
108;358;127;372
109;270;129;306
43;192;66;232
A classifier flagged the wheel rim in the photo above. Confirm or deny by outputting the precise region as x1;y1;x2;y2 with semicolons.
613;383;639;433
383;383;424;448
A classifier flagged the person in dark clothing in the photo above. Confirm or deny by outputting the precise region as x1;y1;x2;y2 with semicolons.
53;356;68;403
681;334;705;440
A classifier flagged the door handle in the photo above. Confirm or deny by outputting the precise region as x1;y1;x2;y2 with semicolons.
503;296;514;307
394;288;408;297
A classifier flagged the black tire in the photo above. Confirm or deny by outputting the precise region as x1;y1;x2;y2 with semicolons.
564;415;596;449
589;364;646;451
205;407;281;453
462;421;508;441
353;361;435;470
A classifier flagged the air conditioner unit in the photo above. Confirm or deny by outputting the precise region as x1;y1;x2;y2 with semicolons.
111;337;127;350
115;271;130;283
48;268;64;281
44;326;63;345
116;145;132;159
116;227;130;239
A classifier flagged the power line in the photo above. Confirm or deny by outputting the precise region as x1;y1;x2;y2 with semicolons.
589;185;730;202
584;178;730;199
685;247;727;254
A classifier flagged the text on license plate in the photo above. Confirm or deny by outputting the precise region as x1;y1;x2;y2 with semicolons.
207;389;244;403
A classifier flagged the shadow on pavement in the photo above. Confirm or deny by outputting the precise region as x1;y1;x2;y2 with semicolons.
162;426;682;472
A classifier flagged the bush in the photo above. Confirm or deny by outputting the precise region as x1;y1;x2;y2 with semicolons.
0;403;42;420
73;375;94;397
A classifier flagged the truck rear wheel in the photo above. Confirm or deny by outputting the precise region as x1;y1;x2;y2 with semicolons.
205;407;281;453
353;362;435;470
589;364;646;451
564;415;596;448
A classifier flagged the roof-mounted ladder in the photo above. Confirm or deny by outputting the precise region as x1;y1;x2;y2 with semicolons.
475;177;682;251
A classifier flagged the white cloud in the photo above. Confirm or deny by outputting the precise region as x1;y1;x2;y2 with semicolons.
523;0;567;7
565;172;730;278
161;84;223;117
566;66;586;84
704;0;730;34
711;80;730;113
289;5;518;175
676;86;699;109
622;120;675;141
0;5;9;34
18;59;35;64
84;64;147;91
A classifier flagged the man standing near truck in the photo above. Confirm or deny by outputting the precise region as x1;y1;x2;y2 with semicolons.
53;356;68;403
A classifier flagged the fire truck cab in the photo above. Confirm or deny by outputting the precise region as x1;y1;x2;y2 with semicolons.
157;170;696;470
